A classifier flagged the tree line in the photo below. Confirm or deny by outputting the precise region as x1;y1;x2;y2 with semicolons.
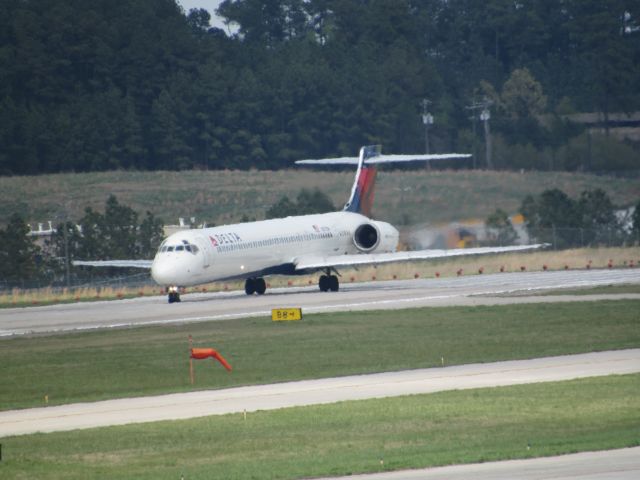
484;190;640;249
520;189;639;248
0;0;638;175
0;196;163;287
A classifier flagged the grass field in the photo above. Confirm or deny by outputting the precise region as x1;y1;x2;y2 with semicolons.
2;168;638;227
1;374;638;479
1;300;638;411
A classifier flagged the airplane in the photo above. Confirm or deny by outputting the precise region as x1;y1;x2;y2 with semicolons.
74;145;545;303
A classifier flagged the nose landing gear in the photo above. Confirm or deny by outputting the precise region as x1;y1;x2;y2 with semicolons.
167;286;181;303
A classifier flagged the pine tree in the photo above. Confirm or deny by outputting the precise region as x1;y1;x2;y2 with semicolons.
0;214;41;284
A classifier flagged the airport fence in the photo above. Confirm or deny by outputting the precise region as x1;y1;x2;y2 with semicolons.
0;271;155;295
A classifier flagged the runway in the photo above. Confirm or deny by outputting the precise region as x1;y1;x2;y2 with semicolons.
318;447;640;480
1;268;639;336
1;348;639;437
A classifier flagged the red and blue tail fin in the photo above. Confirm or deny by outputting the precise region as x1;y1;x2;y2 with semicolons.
344;145;379;217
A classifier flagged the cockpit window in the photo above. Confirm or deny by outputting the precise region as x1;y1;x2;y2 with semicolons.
159;240;199;254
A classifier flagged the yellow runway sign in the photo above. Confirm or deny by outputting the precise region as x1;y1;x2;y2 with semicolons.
271;308;302;321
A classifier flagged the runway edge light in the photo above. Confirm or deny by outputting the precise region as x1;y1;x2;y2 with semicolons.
272;308;302;321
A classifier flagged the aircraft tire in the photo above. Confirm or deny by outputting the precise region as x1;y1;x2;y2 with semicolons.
329;275;339;292
255;278;266;295
168;291;181;303
245;278;256;295
319;275;329;292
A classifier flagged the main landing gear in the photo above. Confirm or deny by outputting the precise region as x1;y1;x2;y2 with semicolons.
167;286;181;303
243;273;339;295
245;277;266;295
319;272;339;292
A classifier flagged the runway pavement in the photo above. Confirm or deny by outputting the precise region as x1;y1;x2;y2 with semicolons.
1;348;639;437
318;447;640;480
1;268;639;336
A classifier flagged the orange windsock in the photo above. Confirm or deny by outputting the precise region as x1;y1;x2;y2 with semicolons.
190;348;232;371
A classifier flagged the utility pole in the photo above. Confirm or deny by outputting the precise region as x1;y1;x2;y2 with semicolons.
480;104;493;169
466;98;478;169
57;202;72;288
63;220;70;287
466;97;493;169
421;98;434;155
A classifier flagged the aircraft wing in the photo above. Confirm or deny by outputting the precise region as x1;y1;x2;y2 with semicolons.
294;244;547;271
296;153;471;165
72;260;154;269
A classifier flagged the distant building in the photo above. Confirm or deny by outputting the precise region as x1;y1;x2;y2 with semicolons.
163;217;209;236
27;221;55;248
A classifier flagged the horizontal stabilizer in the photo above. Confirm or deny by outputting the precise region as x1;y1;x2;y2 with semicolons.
294;244;548;271
73;260;154;269
296;153;471;165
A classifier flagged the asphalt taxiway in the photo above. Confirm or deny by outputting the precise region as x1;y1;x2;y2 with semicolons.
1;268;639;336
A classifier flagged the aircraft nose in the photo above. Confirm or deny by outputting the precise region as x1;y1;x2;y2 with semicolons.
151;253;202;286
151;258;175;286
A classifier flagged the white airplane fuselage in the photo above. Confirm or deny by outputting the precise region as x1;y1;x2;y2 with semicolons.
73;146;544;302
151;211;399;287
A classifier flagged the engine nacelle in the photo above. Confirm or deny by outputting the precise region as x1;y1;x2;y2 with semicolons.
353;221;399;253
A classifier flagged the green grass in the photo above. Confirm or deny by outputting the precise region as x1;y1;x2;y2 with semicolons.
2;168;638;227
1;301;639;411
1;374;638;479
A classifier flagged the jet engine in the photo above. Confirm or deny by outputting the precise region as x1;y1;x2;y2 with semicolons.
353;221;399;253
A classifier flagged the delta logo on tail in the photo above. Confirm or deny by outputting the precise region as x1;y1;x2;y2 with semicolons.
344;145;380;218
346;164;378;217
